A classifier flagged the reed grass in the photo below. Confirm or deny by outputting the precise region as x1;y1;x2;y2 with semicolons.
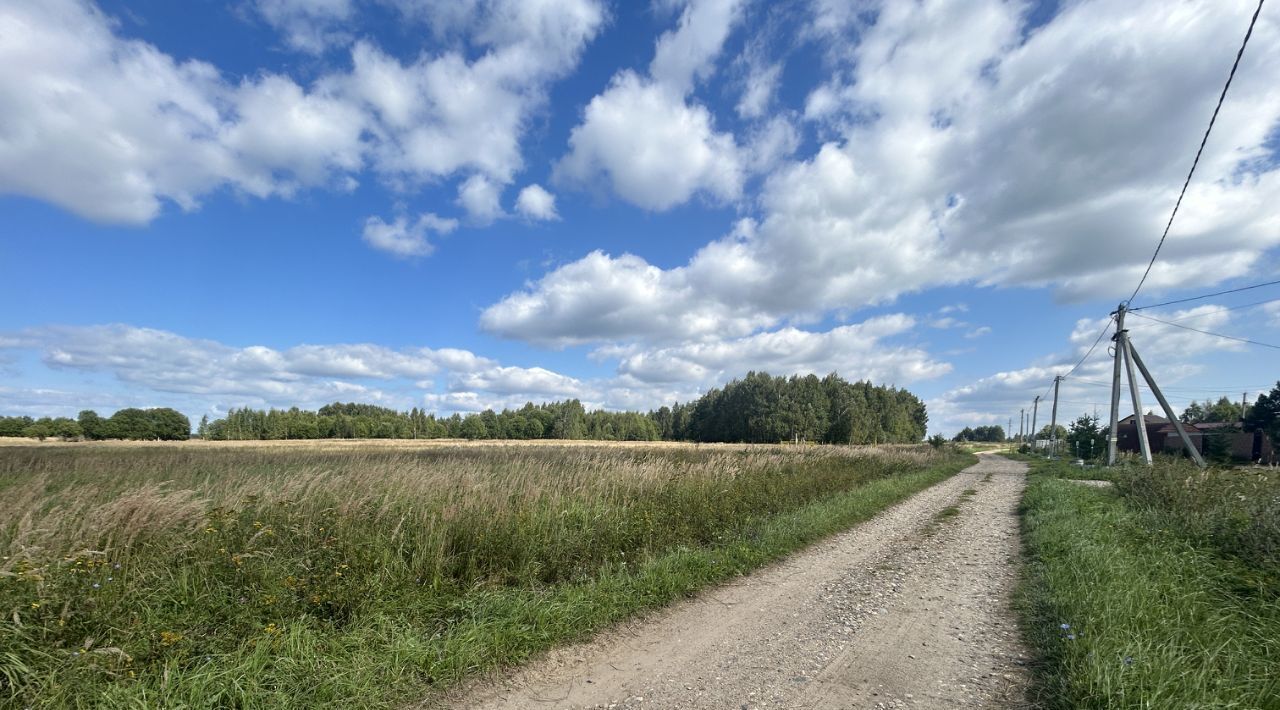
0;442;968;707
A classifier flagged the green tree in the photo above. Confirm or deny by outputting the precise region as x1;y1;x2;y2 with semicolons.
78;410;106;440
1066;414;1106;461
1244;381;1280;451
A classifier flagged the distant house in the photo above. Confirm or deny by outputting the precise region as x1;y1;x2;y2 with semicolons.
1154;421;1276;463
1115;413;1170;454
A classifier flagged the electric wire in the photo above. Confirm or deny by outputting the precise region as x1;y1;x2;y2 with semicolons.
1129;279;1280;311
1059;315;1116;381
1127;311;1280;350
1125;0;1265;306
1134;296;1280;324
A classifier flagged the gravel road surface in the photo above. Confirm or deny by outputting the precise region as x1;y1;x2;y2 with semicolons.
447;453;1031;710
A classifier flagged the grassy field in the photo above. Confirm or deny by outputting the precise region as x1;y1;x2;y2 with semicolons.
0;440;971;708
1016;456;1280;708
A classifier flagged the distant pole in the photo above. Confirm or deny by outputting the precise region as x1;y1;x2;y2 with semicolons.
1031;396;1040;452
1019;409;1025;443
1049;376;1062;458
1008;417;1012;443
1107;305;1125;465
1242;392;1248;425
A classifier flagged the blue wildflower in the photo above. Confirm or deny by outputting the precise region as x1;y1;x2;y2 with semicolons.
1060;623;1070;630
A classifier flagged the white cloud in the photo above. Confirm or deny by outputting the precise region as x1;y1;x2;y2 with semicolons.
456;174;505;224
362;213;457;258
614;315;951;386
515;184;559;220
555;0;746;210
556;73;742;210
736;61;782;119
649;0;745;95
451;366;585;396
964;326;992;339
480;249;775;347
495;0;1280;347
0;323;635;417
0;0;605;225
252;0;355;53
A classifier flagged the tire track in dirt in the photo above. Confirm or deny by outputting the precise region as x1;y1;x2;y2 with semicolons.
443;453;1030;710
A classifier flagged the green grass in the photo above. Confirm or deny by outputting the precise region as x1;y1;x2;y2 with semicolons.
1016;456;1280;708
0;443;972;708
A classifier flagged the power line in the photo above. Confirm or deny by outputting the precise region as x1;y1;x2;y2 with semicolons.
1060;316;1115;380
1127;311;1280;350
1125;0;1266;306
1129;279;1280;311
1134;296;1280;325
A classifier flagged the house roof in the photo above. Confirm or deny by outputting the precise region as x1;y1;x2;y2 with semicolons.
1154;421;1239;434
1117;414;1169;425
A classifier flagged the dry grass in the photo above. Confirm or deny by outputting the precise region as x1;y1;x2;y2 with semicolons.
0;441;965;707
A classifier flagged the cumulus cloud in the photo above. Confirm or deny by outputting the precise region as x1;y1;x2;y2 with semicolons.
0;323;629;417
613;315;951;386
252;0;355;53
556;72;743;210
362;212;458;258
455;175;505;224
555;0;746;210
0;0;605;225
451;366;585;396
480;249;775;347
515;184;559;220
494;0;1280;347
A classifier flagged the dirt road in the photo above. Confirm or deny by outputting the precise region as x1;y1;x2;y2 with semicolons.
450;454;1030;709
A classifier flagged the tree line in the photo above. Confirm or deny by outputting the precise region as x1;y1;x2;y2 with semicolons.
202;400;662;442
204;373;926;444
1;372;930;445
0;408;191;441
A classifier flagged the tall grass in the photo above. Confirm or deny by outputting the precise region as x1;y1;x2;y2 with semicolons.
0;442;968;707
1018;458;1280;708
1113;459;1280;580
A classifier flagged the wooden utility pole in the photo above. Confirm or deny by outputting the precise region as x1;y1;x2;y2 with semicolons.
1019;409;1025;444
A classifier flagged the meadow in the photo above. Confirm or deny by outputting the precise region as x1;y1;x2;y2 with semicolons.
0;440;969;708
1017;456;1280;708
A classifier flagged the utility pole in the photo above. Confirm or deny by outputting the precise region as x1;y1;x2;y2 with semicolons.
1107;303;1205;467
1049;376;1062;458
1008;417;1012;444
1031;395;1040;452
1019;409;1025;444
1242;392;1248;426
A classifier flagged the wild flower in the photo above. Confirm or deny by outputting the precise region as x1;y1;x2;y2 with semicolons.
1060;623;1071;630
92;582;100;589
159;631;182;645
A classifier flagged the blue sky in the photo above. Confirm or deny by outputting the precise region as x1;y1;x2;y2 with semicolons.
2;0;1279;436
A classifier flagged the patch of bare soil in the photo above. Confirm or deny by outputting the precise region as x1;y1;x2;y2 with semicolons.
442;454;1031;709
